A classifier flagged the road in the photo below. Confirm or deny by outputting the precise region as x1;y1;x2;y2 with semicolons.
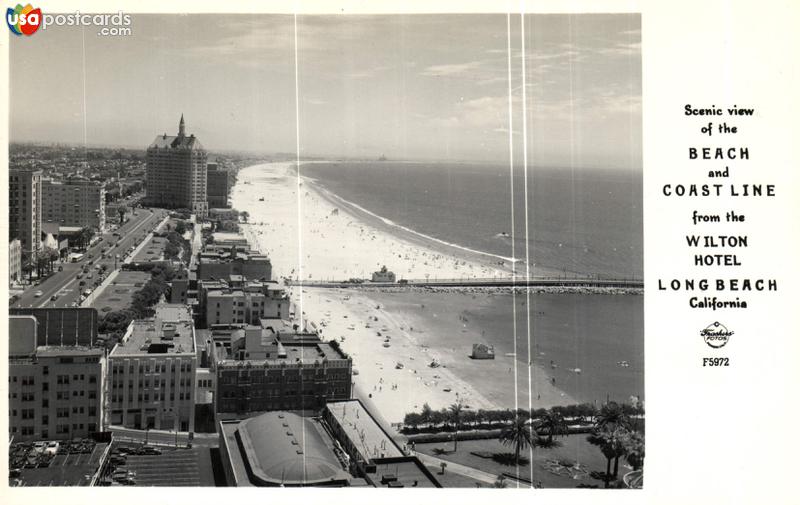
11;208;169;309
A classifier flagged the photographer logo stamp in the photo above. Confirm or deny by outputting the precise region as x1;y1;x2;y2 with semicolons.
700;321;733;348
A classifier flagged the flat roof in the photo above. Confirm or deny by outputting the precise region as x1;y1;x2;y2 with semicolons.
36;346;104;358
211;232;249;242
111;304;196;357
220;412;349;486
371;457;441;488
326;400;404;462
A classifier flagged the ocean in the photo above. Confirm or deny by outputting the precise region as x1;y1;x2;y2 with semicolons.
302;161;643;279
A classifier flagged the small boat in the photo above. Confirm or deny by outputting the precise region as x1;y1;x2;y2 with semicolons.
442;387;452;392
258;197;264;201
429;359;441;368
383;343;391;348
395;363;404;370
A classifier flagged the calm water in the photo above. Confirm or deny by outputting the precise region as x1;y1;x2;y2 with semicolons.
303;161;643;279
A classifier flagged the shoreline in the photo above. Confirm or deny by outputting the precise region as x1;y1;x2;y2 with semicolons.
230;162;641;423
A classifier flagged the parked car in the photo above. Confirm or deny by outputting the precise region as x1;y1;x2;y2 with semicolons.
34;290;43;298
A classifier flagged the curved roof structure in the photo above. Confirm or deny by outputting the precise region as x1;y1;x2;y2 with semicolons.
236;412;349;486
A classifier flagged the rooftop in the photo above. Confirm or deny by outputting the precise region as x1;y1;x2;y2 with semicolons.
111;304;196;357
220;412;350;486
148;134;204;151
370;457;442;488
215;328;349;367
35;346;104;358
326;400;404;462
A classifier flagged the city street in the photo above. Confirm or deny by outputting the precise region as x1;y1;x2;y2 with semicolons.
11;208;169;309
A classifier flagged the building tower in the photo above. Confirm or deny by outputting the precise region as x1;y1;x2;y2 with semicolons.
145;115;208;217
9;168;43;259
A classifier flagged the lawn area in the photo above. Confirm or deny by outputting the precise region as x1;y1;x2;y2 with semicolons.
132;235;169;263
416;435;616;489
90;270;151;314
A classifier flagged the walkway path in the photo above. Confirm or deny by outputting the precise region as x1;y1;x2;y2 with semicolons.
415;452;500;485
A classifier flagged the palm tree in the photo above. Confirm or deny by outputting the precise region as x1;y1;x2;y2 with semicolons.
539;409;568;445
595;401;630;430
587;425;628;487
44;247;59;271
449;401;464;452
499;415;534;468
21;251;34;282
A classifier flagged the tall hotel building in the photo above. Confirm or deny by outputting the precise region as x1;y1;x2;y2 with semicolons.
9;167;42;257
146;115;208;216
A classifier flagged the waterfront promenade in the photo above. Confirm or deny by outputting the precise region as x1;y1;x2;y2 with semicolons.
289;277;644;290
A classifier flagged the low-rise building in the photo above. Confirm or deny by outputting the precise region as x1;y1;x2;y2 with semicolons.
218;411;351;486
199;278;289;327
9;315;105;442
198;242;272;282
371;265;396;283
9;238;22;283
323;399;441;487
210;325;352;417
107;304;197;432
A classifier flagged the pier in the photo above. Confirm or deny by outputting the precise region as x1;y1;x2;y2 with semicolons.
287;276;644;290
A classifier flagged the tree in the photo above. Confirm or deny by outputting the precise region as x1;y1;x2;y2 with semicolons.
21;251;34;282
403;412;421;431
622;430;645;472
44;247;60;271
493;476;508;488
79;227;94;249
449;401;464;452
539;408;569;445
241;210;250;223
587;426;628;488
596;401;631;431
420;403;433;427
499;415;534;468
117;206;128;224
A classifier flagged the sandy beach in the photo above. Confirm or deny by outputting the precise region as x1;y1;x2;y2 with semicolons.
231;162;512;283
230;162;604;423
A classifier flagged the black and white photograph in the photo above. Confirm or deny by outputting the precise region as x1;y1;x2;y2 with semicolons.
3;0;799;502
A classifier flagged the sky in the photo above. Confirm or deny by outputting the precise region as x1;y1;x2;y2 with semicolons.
10;13;641;169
